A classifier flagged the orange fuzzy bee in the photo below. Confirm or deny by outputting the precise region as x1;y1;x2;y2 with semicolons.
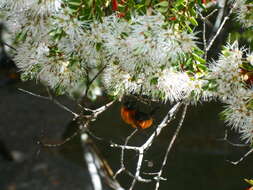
120;101;154;130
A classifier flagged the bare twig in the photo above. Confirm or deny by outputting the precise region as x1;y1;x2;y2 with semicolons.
84;65;107;97
3;42;17;51
18;88;79;117
19;86;116;149
38;130;80;148
93;100;115;116
217;130;251;165
229;148;253;165
47;88;79;118
114;129;138;179
206;16;228;51
206;1;237;52
198;9;218;59
39;100;115;148
111;102;182;189
18;88;50;100
206;9;219;19
110;143;140;151
211;0;227;34
154;104;188;190
203;18;207;60
217;130;248;147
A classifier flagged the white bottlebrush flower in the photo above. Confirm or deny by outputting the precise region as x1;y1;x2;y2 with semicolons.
34;0;61;17
3;13;24;36
52;10;103;70
157;69;192;102
208;42;245;102
99;14;197;71
14;40;84;94
234;0;253;28
188;77;214;104
1;0;61;15
14;42;49;72
98;14;198;101
52;8;85;43
37;58;85;94
247;53;253;66
239;121;253;143
5;3;198;101
224;102;253;143
209;41;253;143
2;0;62;43
103;64;140;97
0;0;33;11
51;9;106;69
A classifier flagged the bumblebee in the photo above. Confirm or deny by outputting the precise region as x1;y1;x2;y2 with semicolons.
120;101;155;130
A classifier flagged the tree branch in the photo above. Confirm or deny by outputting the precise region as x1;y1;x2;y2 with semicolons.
155;104;188;190
229;148;253;165
111;102;183;189
206;1;237;52
18;88;79;117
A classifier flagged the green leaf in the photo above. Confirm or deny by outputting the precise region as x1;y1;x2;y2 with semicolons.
245;179;253;186
219;108;232;120
156;7;168;13
241;62;253;71
185;58;193;66
174;0;184;6
68;1;82;6
155;1;169;7
189;17;198;26
145;0;151;6
246;99;253;110
197;63;207;72
96;42;102;51
192;53;206;64
88;0;93;7
14;30;27;43
221;49;231;57
193;47;204;55
185;24;193;33
150;77;158;85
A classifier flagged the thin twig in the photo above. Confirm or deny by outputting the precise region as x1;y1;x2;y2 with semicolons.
206;9;219;19
114;129;138;179
19;87;116;149
3;42;17;51
39;100;116;148
203;19;207;60
198;9;218;59
218;130;252;165
229;148;253;165
206;16;228;51
111;143;140;152
18;88;50;100
111;102;182;189
217;130;248;147
155;104;188;190
206;1;237;51
46;88;79;118
38;130;80;148
84;65;107;97
18;88;79;117
211;0;227;34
